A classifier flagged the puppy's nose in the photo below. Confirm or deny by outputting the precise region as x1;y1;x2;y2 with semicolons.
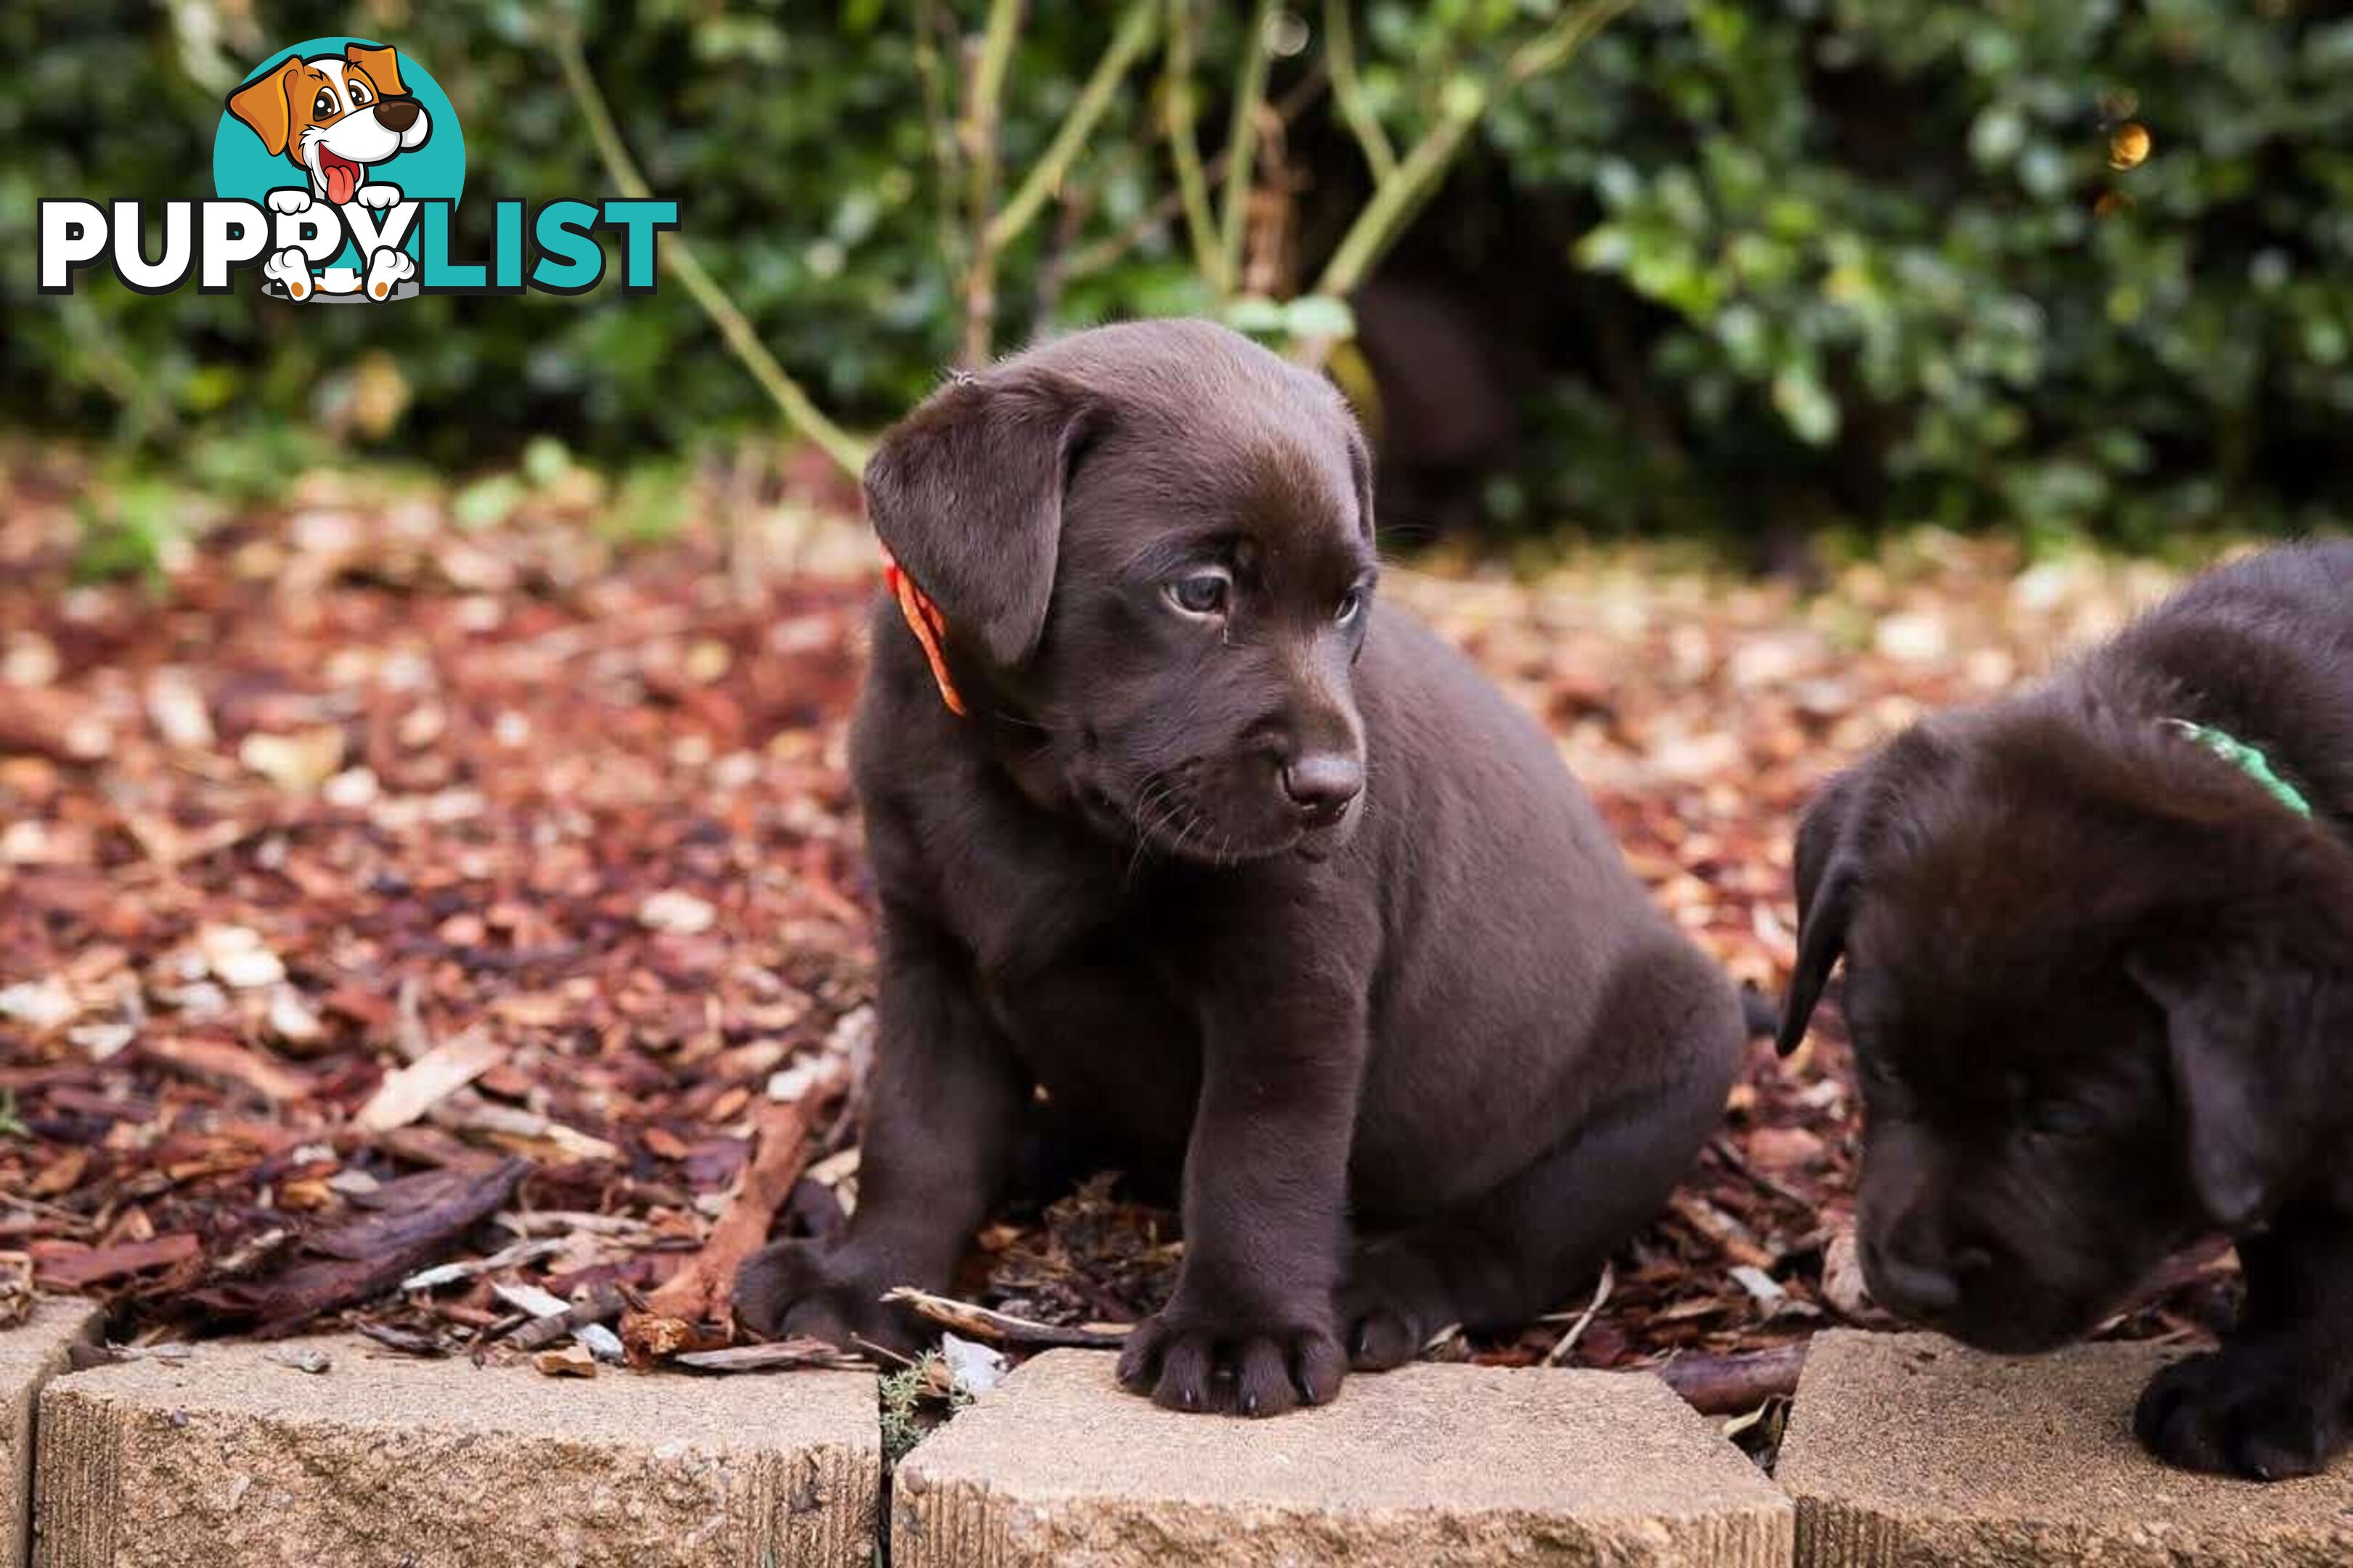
377;99;421;133
1864;1224;1991;1320
1872;1246;1960;1316
1281;754;1363;825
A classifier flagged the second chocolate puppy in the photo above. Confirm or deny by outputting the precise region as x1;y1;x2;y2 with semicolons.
740;321;1744;1414
1779;541;2353;1477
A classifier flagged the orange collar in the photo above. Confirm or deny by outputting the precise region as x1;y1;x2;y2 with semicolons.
881;550;966;716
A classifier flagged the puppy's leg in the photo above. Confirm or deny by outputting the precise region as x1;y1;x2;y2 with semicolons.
1340;947;1741;1368
736;912;1027;1356
1115;921;1363;1418
1339;1072;1731;1367
2136;1201;2353;1480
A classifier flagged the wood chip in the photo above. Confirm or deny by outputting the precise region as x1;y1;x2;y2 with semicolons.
356;1032;508;1133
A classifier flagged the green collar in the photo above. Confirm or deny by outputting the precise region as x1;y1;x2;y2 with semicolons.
2164;719;2316;820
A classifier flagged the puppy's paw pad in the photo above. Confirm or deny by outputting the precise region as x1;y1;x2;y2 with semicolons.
2135;1352;2341;1482
1116;1312;1345;1416
266;189;312;214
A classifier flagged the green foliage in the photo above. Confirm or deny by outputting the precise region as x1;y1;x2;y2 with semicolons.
1485;0;2353;535
5;1;2349;538
878;1350;971;1465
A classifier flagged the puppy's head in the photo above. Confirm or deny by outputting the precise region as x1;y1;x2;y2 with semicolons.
865;320;1378;864
1778;703;2351;1352
227;44;430;203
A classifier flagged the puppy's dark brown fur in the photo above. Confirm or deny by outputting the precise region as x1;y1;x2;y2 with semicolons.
738;320;1743;1415
1779;540;2353;1478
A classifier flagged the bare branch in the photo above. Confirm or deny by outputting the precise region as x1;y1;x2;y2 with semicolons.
988;0;1161;252
1162;0;1226;290
1324;0;1396;183
1216;0;1278;291
552;26;871;476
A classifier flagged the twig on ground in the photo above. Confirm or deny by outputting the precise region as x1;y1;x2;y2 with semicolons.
883;1286;1133;1349
1543;1260;1616;1366
677;1338;869;1373
505;1281;635;1352
644;1055;855;1324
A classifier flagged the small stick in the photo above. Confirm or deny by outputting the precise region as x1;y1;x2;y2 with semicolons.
645;1055;854;1324
883;1287;1132;1349
1542;1261;1615;1366
506;1281;634;1352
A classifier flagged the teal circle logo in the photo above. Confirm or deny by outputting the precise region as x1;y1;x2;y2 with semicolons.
213;38;462;299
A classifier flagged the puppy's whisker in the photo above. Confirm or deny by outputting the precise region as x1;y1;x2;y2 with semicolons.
1125;777;1186;883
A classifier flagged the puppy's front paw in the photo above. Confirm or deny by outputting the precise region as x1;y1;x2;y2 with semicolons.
733;1240;923;1360
1334;1285;1433;1372
266;189;312;215
354;182;403;209
1115;1307;1345;1417
2135;1349;2347;1481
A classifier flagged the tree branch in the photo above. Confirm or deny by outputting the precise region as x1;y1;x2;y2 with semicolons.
552;26;870;477
1324;0;1396;184
987;0;1160;252
1162;0;1226;291
1216;0;1277;292
1061;65;1328;283
1297;0;1638;364
958;0;1025;367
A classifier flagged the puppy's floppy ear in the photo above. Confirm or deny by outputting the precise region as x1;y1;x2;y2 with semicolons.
344;43;407;97
863;369;1095;669
2128;949;2284;1230
1777;763;1872;1056
227;60;301;157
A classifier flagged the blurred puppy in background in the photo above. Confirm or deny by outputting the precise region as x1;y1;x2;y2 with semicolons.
1779;541;2353;1479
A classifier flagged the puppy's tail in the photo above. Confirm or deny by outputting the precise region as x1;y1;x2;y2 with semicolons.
1738;984;1782;1041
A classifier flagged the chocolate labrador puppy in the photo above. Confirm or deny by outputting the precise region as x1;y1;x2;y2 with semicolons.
738;320;1745;1414
1778;540;2353;1478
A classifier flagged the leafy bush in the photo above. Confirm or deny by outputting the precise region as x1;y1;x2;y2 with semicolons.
4;1;2348;539
1490;0;2353;538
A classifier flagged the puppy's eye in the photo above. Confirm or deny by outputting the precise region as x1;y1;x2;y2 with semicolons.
1165;571;1231;618
350;82;372;106
1335;589;1366;626
2033;1101;2097;1140
314;88;339;117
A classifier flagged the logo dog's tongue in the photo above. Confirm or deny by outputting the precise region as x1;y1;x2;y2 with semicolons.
321;152;359;205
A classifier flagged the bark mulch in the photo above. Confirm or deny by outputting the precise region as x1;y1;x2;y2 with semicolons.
0;468;2241;1432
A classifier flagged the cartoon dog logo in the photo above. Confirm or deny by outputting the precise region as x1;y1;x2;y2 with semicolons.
225;43;430;301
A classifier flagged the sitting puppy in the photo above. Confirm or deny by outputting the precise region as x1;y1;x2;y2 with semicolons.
1777;541;2353;1479
739;320;1745;1415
